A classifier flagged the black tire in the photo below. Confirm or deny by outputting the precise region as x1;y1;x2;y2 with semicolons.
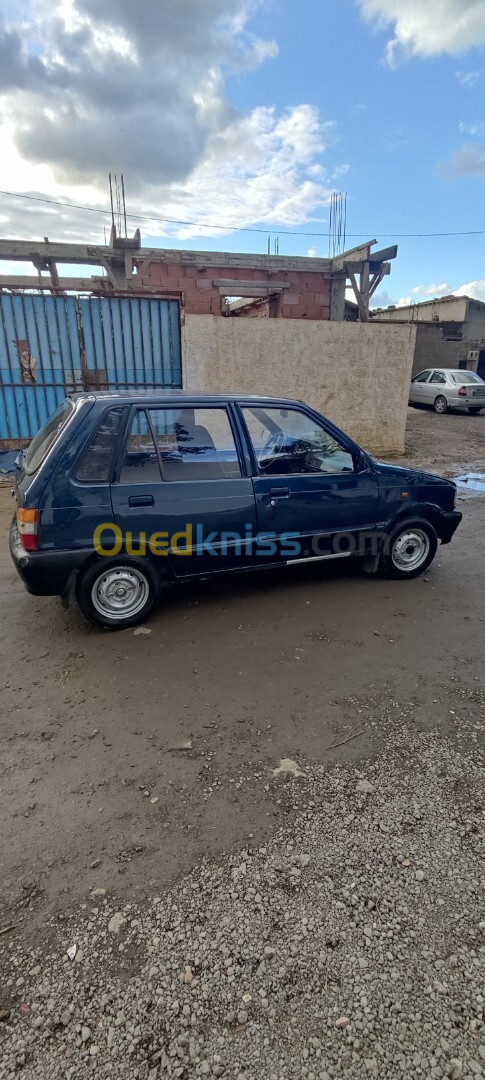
379;518;438;580
434;396;448;414
468;407;482;415
76;556;161;630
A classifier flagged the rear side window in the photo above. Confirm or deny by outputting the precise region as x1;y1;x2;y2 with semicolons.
76;408;124;482
118;407;241;484
450;371;482;384
150;407;241;481
120;411;161;484
25;400;74;474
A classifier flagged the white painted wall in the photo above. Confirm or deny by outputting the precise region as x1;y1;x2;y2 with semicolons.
182;316;416;454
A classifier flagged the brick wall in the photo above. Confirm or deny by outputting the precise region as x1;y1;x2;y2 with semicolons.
138;262;331;319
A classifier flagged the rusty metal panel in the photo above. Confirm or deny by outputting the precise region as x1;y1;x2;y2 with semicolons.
79;297;181;391
0;295;181;443
0;294;83;442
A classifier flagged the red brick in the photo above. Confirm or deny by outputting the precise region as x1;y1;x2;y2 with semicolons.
305;305;325;320
196;278;213;291
302;272;327;287
145;263;170;282
282;304;306;317
182;288;200;303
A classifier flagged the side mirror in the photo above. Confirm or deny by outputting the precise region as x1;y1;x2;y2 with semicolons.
354;450;367;471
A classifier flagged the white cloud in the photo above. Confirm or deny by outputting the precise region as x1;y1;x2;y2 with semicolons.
411;283;452;297
0;0;336;243
456;70;481;87
307;246;318;257
391;280;485;307
455;279;485;301
459;119;485;135
444;141;485;175
357;1;485;63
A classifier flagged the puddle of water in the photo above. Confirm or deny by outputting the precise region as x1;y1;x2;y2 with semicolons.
454;472;485;495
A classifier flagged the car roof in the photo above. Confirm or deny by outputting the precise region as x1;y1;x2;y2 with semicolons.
70;390;306;406
418;369;482;378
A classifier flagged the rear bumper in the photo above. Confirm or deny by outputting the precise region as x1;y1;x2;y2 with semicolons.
448;397;485;409
438;509;462;544
9;519;92;596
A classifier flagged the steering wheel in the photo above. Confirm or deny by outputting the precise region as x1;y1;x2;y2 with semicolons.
258;431;286;470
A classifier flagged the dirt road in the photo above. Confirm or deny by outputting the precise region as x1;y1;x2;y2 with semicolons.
0;406;483;927
0;407;483;1077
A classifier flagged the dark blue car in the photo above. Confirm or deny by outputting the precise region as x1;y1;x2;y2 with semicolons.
10;391;462;629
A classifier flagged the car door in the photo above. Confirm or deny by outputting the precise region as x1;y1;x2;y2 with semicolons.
423;370;447;405
409;370;432;403
238;403;379;562
110;403;257;577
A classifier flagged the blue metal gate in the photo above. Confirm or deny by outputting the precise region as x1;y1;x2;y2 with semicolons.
0;294;181;444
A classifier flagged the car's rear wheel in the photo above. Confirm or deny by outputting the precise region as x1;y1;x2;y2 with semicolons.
468;406;482;415
434;395;448;414
380;519;438;579
76;556;160;629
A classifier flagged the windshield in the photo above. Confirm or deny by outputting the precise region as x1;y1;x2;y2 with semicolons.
450;371;483;384
24;400;74;474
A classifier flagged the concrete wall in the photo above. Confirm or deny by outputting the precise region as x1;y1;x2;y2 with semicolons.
377;297;468;324
412;324;473;376
182;316;417;454
465;300;485;343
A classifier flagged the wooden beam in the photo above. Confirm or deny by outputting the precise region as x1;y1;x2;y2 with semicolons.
0;238;336;273
218;286;284;297
368;264;391;301
347;268;369;322
330;273;346;321
214;279;293;289
368;245;398;263
360;261;370;318
46;259;60;287
331;241;376;271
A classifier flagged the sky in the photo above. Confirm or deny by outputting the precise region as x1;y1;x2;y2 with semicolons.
0;0;484;305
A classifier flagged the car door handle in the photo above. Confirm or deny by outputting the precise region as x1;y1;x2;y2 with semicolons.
128;495;154;507
269;486;290;499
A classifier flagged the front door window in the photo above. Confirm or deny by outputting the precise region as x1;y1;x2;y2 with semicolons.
242;406;355;475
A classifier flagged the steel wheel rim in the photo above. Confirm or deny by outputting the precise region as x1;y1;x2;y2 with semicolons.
91;566;149;620
435;397;446;413
392;529;430;572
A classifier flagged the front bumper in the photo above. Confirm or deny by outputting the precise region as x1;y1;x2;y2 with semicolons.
438;509;462;544
9;518;93;596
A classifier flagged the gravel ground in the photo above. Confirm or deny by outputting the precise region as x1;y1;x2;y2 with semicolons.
1;723;483;1080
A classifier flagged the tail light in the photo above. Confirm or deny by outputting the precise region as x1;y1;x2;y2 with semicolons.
458;386;467;397
17;507;39;552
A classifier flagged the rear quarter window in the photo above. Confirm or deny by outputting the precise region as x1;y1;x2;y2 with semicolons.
76;408;124;482
24;400;74;474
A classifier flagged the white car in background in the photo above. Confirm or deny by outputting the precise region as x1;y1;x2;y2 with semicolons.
409;368;485;414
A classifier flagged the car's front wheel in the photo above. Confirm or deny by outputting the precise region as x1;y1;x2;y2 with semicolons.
380;519;438;579
434;395;448;414
76;556;160;629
